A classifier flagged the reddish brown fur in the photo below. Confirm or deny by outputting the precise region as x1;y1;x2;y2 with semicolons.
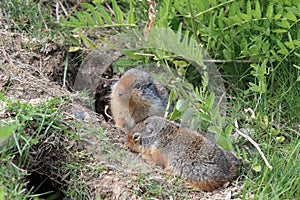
111;69;168;133
185;178;227;192
126;134;228;192
125;133;142;153
125;116;239;192
142;149;169;167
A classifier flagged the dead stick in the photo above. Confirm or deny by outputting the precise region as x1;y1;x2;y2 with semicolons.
234;121;273;170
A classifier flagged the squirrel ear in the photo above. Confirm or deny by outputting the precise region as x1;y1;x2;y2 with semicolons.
133;132;140;141
133;82;141;89
145;123;155;134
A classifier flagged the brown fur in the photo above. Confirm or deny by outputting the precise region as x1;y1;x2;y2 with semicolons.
111;69;168;133
142;148;169;167
185;179;226;192
126;116;240;192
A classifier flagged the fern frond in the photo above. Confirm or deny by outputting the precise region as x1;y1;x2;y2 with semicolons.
60;1;136;29
112;0;124;24
146;28;205;69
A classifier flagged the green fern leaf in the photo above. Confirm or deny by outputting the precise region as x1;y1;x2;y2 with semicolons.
80;3;94;10
95;2;113;25
253;1;261;19
266;3;273;20
246;0;252;16
82;11;95;26
74;10;87;26
128;0;135;24
81;2;103;25
69;15;81;26
112;0;124;24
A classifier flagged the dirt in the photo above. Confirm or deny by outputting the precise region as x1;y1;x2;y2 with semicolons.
0;29;245;199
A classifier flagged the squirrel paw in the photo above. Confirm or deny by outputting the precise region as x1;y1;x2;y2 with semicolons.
142;148;169;168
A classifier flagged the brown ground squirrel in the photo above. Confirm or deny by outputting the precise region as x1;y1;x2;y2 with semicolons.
125;116;239;191
111;68;169;133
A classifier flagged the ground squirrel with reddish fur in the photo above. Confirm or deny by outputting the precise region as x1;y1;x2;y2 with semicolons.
111;68;169;133
125;116;239;191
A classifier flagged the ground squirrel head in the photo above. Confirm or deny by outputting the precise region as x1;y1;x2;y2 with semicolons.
125;131;143;153
111;69;168;133
111;69;150;128
125;116;172;152
125;117;156;151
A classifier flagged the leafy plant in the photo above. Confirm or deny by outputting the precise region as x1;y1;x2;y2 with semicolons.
156;0;300;121
60;0;137;51
135;27;232;150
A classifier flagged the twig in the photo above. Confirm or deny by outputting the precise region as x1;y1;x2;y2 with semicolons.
134;52;155;57
104;105;113;120
145;0;157;40
56;0;60;21
10;161;28;174
58;0;68;19
234;121;273;170
105;3;114;15
67;0;84;20
203;59;252;63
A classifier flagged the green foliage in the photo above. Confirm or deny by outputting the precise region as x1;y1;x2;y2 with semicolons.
209;107;234;151
60;0;137;51
0;124;13;139
1;98;68;166
60;0;135;29
0;124;28;199
21;0;298;198
249;60;268;94
156;0;300;121
152;1;299;198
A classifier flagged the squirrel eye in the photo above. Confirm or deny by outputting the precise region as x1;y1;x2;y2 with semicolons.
146;82;154;89
133;132;140;141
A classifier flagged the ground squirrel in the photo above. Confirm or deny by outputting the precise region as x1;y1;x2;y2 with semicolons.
125;116;239;191
111;68;169;133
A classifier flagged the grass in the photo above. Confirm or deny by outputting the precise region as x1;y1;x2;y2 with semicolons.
1;0;300;199
132;170;190;199
0;148;29;199
1;0;68;45
240;127;300;199
228;68;300;199
0;94;98;199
